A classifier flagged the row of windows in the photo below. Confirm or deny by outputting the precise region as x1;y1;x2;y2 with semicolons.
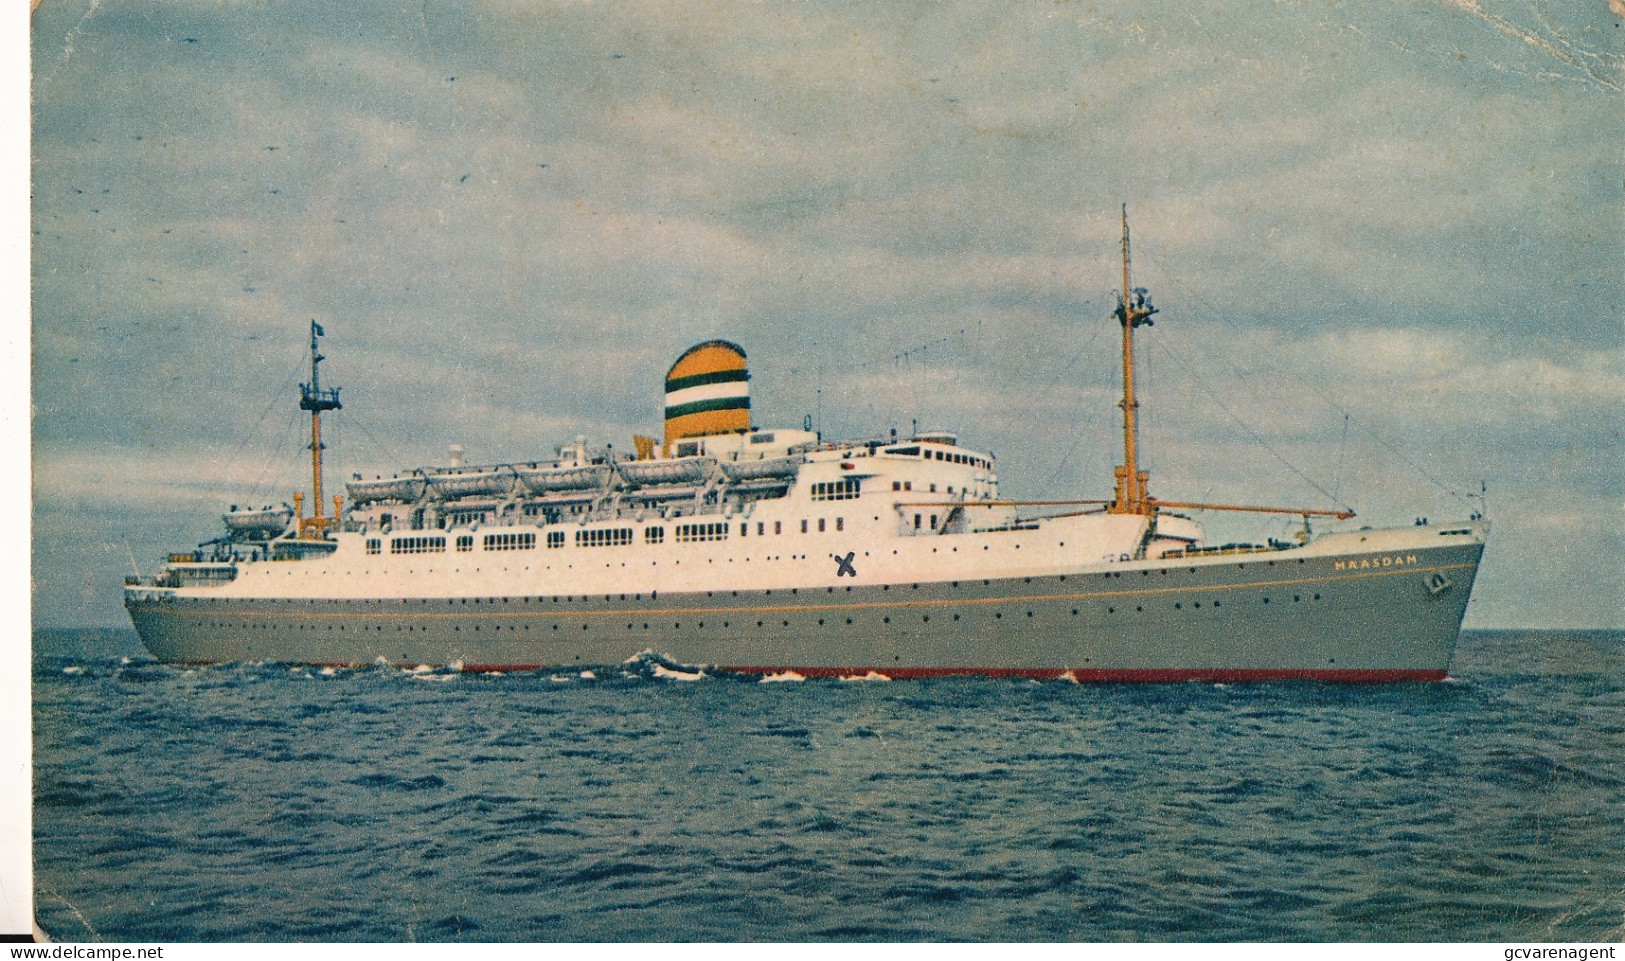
201;593;1328;635
882;445;989;470
576;528;632;548
811;479;860;501
390;536;446;554
369;515;859;555
198;583;1328;612
892;480;968;495
487;532;537;551
929;449;987;469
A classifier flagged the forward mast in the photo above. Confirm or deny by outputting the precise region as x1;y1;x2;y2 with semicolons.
1106;206;1352;531
1110;204;1157;517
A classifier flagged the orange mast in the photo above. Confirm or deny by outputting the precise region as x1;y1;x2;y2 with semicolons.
298;321;342;538
1110;204;1157;516
1100;209;1354;528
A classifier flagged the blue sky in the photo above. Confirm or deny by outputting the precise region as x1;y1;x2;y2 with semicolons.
28;0;1623;628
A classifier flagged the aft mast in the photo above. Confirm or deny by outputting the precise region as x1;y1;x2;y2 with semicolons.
297;321;342;538
1110;204;1157;516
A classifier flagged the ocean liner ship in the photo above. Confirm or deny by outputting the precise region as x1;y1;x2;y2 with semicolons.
125;211;1487;679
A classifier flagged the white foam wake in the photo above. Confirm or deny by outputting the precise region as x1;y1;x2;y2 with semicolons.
652;663;706;682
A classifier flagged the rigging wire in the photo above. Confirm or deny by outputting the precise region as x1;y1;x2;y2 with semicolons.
167;345;306;540
344;411;412;476
244;401;306;506
1042;298;1107;489
1147;331;1350;510
1332;413;1350;504
1180;291;1469;502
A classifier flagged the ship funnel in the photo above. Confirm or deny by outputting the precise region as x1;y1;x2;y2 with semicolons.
663;340;750;446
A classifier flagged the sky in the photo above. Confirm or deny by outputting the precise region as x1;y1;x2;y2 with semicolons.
27;0;1624;629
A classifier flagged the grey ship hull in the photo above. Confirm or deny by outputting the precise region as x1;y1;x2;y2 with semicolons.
127;538;1483;680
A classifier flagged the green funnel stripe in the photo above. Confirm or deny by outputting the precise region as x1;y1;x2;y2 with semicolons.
664;397;751;420
664;368;750;393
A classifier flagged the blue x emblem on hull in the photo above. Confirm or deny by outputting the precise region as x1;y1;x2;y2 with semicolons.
834;551;857;577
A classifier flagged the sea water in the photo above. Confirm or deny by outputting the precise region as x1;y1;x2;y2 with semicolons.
32;629;1624;942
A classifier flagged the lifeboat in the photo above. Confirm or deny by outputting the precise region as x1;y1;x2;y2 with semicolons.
720;455;800;482
347;474;428;504
222;505;294;537
515;464;613;494
617;457;716;487
425;467;513;499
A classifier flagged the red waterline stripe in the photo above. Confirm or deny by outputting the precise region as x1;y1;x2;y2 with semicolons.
456;664;1444;682
160;659;1445;682
717;666;1447;682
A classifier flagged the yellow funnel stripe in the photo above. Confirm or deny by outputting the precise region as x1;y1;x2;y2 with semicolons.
664;340;749;444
